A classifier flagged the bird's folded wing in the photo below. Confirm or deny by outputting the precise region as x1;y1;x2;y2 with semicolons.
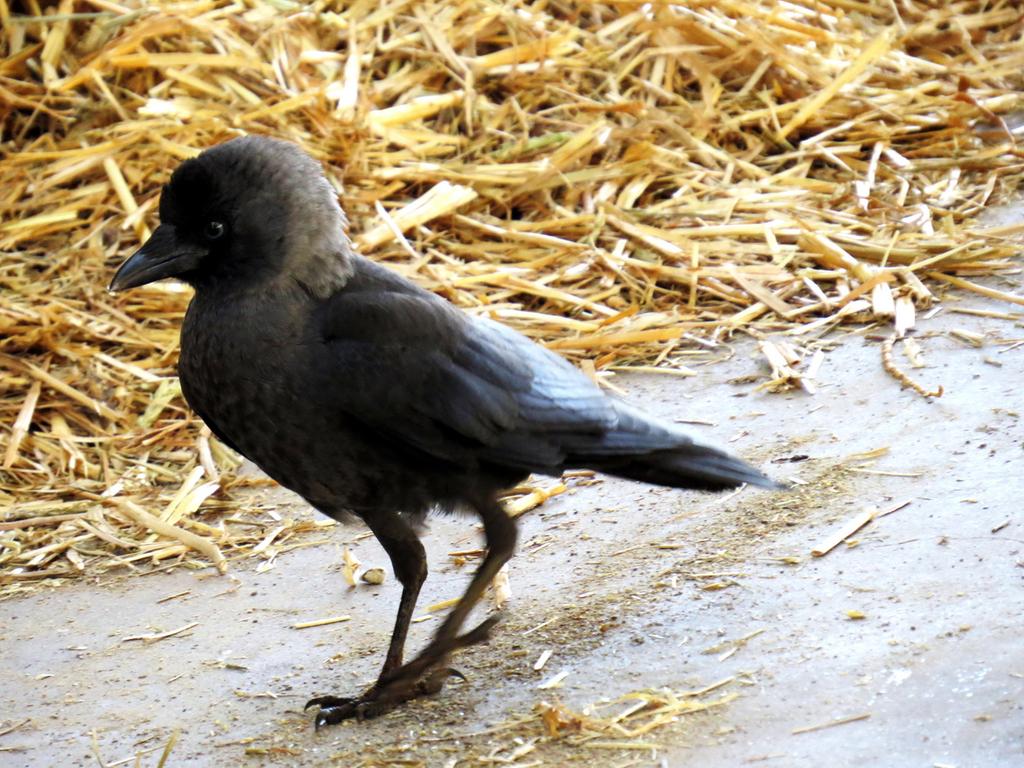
318;286;680;471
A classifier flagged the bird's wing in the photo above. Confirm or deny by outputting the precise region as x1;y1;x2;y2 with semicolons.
316;263;779;491
317;274;644;471
457;324;778;489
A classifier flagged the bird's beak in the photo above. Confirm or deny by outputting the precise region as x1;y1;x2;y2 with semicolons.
109;224;205;291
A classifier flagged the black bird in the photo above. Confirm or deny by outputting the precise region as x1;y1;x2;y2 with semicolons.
110;136;780;727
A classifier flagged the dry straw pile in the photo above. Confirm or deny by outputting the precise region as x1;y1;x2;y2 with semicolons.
2;1;1023;593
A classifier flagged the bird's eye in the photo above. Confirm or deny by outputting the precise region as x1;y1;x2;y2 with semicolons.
204;220;226;241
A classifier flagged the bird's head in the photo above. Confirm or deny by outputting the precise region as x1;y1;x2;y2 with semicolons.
110;135;352;296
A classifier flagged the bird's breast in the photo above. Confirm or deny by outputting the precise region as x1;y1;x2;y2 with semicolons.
178;293;316;473
181;296;299;404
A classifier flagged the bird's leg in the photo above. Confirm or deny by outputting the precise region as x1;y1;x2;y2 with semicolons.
308;498;517;727
373;518;427;676
305;512;426;723
420;497;517;656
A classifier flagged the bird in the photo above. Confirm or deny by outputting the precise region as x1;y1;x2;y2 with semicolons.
110;135;781;728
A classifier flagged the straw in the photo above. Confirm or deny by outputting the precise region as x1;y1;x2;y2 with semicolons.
2;1;1023;594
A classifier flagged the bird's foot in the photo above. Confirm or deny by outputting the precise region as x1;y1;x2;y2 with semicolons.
305;615;499;728
305;665;462;728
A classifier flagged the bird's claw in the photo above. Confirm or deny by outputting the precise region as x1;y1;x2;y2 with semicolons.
306;615;501;729
306;663;457;728
446;666;467;682
304;694;356;712
304;695;362;729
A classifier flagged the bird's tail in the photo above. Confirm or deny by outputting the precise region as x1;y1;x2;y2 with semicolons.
568;401;784;492
594;442;783;492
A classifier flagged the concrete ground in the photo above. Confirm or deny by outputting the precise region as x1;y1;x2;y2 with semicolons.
1;272;1022;765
